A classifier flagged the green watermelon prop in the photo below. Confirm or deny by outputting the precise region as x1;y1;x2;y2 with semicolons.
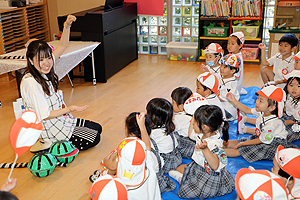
28;152;57;177
49;140;79;164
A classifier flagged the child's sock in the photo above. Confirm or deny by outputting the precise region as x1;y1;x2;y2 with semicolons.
169;170;183;183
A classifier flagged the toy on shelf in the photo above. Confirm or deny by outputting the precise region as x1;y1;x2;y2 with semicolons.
168;54;196;61
203;23;229;37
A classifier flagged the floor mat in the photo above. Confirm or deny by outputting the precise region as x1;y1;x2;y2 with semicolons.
161;86;300;200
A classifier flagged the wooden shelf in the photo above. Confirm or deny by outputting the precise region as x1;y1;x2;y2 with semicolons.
0;3;50;54
244;59;260;62
199;56;260;63
245;37;262;41
200;36;229;40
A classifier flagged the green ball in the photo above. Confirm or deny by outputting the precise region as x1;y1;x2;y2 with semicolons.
49;140;79;164
28;152;57;177
49;140;75;156
56;148;79;164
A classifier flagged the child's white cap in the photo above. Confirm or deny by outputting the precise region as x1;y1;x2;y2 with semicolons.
184;93;209;115
116;137;147;188
221;54;241;69
88;174;127;200
197;72;220;95
235;168;289;200
230;31;245;45
283;69;300;80
276;145;300;198
256;85;286;118
293;51;300;60
203;43;223;55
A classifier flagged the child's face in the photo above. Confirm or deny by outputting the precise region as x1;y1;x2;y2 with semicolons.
227;36;242;54
172;99;183;113
287;78;300;98
220;64;235;78
255;95;272;112
205;53;219;65
196;80;211;97
294;60;300;70
278;42;294;57
30;54;54;74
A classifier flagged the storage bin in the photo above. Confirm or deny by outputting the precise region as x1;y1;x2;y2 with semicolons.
203;25;229;37
232;26;260;38
242;44;259;60
166;42;198;61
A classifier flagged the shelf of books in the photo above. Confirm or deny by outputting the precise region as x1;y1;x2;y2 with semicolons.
199;0;264;62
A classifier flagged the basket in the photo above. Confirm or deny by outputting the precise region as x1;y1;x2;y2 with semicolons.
232;26;260;38
242;44;259;60
203;25;229;37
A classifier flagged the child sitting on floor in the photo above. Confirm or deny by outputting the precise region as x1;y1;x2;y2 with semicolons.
196;72;226;121
146;98;182;174
259;33;299;89
89;112;174;194
169;105;234;199
264;51;300;86
218;54;241;120
224;85;298;163
171;87;198;159
200;43;223;80
281;70;300;142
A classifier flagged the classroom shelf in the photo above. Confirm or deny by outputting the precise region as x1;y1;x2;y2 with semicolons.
199;0;264;62
200;36;229;40
0;2;50;54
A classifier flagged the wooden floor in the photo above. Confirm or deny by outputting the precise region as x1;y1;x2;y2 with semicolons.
0;55;263;200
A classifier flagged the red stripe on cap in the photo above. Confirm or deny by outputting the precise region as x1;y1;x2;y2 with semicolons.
131;141;145;165
89;178;112;199
115;180;128;200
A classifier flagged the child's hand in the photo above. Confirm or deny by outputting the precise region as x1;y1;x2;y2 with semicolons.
258;43;266;50
200;64;209;72
64;15;76;28
233;142;244;149
69;105;89;112
226;92;236;102
1;178;17;192
136;112;146;127
103;151;118;171
195;139;208;150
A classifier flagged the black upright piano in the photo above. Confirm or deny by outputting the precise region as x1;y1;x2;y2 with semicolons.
57;3;138;83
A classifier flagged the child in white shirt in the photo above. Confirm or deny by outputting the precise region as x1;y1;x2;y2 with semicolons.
228;31;246;95
171;87;195;158
259;33;299;89
200;43;223;81
224;85;297;163
169;105;234;199
218;54;241;120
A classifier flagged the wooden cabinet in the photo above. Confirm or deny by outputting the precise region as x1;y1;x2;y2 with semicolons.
0;3;50;55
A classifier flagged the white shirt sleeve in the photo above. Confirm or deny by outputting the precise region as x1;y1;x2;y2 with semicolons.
21;75;50;121
251;108;261;117
267;54;276;66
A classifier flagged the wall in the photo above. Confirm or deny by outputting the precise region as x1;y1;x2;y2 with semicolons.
46;0;105;40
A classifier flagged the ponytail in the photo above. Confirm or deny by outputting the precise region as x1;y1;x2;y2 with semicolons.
222;121;229;142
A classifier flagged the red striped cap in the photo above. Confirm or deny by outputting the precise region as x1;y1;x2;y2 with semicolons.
88;174;127;200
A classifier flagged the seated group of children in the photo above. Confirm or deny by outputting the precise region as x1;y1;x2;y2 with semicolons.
88;32;300;200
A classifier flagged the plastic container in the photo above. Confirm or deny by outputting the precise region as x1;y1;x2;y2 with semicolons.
203;26;229;37
242;44;259;60
166;42;198;61
232;26;260;38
